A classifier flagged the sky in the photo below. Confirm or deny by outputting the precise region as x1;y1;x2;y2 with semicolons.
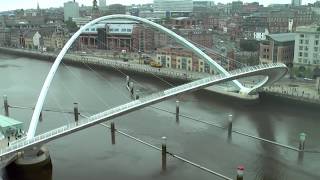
0;0;318;12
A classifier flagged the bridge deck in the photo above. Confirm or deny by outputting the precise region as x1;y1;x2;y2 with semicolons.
0;63;287;158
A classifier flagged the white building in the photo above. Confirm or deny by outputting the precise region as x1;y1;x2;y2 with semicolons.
64;1;80;21
32;31;41;49
99;0;106;7
153;0;193;12
293;25;320;78
291;0;301;6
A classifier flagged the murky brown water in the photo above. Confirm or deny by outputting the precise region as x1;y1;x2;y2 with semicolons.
0;53;319;180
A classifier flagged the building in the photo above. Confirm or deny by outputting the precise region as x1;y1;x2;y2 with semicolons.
293;25;320;78
92;0;101;19
132;25;155;52
231;1;243;15
153;0;193;13
0;28;11;46
0;115;23;139
177;28;213;48
64;1;80;21
291;0;302;6
155;46;233;73
99;0;106;7
107;4;126;15
259;33;295;65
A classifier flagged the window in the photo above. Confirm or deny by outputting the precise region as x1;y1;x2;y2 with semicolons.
303;59;307;63
304;52;308;57
299;52;303;57
315;47;319;52
299;46;303;50
305;46;308;51
121;29;126;32
300;40;303;44
300;34;304;38
305;40;309;44
127;29;131;32
313;53;318;58
315;40;319;45
316;35;319;39
298;58;302;63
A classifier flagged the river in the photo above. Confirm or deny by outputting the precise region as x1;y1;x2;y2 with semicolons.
0;53;319;180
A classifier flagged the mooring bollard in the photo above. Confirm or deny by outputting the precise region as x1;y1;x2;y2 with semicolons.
236;165;244;180
3;95;9;117
176;100;179;123
228;114;233;138
299;133;306;151
126;76;130;87
73;103;79;123
111;122;115;145
161;136;167;171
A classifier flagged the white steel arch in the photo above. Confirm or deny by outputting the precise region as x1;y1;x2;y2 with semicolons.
27;14;252;140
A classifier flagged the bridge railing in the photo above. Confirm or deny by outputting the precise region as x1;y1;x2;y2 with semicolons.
0;63;286;157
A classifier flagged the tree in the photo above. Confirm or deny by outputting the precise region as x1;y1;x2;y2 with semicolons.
65;18;79;33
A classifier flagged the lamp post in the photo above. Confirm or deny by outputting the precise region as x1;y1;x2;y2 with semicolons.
138;50;141;64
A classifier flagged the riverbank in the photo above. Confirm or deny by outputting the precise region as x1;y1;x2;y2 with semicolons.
0;47;259;101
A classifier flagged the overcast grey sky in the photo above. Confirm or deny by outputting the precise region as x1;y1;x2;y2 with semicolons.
0;0;318;12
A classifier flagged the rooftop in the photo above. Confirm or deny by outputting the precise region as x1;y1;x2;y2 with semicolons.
0;115;23;128
268;33;295;42
296;25;320;33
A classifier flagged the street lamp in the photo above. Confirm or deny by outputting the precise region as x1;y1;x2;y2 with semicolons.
138;50;141;64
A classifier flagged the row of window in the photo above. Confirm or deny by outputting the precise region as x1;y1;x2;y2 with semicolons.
109;28;132;32
299;39;320;46
297;58;320;64
299;46;319;52
300;34;320;39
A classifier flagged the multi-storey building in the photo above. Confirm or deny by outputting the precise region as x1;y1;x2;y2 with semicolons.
132;25;155;52
293;25;320;78
153;0;193;16
259;33;295;65
64;1;80;21
291;0;302;7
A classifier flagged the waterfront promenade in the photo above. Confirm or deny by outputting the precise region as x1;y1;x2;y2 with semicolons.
2;47;320;104
263;79;320;105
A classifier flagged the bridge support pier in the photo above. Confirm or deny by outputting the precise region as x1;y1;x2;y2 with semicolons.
176;100;179;123
39;111;43;122
111;122;116;145
228;114;233;139
6;146;52;180
74;103;79;124
3;95;9;117
161;136;167;172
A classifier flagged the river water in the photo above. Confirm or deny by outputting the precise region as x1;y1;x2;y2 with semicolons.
0;53;319;180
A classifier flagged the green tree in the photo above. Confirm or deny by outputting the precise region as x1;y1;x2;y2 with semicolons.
65;18;78;33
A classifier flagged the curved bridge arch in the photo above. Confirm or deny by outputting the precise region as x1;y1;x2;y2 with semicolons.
26;14;275;140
